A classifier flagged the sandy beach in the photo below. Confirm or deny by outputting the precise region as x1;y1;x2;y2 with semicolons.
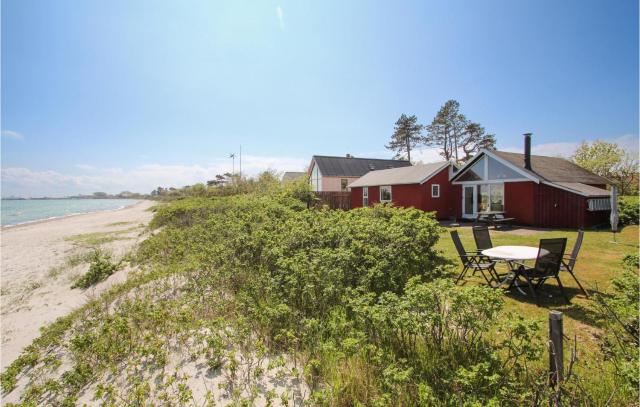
0;200;156;370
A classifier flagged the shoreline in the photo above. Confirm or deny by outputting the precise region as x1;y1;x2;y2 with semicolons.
1;200;150;230
1;200;156;370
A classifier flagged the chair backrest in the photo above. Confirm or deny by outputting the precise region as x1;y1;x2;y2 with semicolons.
450;231;469;264
566;230;584;268
534;238;567;276
472;226;493;251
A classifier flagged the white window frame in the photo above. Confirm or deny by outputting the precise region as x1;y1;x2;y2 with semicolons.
363;187;369;207
380;185;392;202
431;184;440;198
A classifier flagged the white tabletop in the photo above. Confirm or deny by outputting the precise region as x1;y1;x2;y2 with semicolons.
482;245;548;261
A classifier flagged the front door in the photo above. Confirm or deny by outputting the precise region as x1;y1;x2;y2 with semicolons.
462;185;476;219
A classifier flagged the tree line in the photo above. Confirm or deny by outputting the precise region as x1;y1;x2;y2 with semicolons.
386;99;496;163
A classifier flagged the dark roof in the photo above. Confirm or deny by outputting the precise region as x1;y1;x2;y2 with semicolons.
281;172;306;182
310;155;411;177
491;150;610;185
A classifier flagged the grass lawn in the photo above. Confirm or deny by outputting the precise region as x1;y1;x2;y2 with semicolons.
436;224;638;357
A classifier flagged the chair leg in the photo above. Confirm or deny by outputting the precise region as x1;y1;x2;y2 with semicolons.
555;276;570;304
525;276;538;305
477;267;493;285
568;270;589;297
455;266;469;285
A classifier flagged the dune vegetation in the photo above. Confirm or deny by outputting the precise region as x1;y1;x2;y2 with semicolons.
2;176;638;406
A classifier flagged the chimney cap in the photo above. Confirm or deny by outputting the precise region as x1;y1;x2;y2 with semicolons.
523;132;532;137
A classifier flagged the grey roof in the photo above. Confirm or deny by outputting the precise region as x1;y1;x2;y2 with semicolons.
349;162;450;188
491;150;610;185
281;172;306;182
311;155;411;177
553;182;610;197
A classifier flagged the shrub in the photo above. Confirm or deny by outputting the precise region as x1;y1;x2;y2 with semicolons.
618;195;639;225
593;254;639;392
71;250;120;289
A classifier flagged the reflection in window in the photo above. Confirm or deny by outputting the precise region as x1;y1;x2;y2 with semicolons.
476;183;504;212
488;157;522;180
341;179;348;191
457;156;485;181
380;185;392;202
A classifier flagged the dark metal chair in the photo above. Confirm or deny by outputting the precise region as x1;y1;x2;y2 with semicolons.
450;230;499;287
561;230;589;297
508;238;569;305
472;226;493;252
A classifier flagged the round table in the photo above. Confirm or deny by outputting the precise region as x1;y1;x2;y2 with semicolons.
481;246;549;291
481;245;548;261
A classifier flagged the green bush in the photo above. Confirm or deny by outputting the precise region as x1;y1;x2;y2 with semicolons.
71;250;120;289
594;254;639;392
618;195;639;225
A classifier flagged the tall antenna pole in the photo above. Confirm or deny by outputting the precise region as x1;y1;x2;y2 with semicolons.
239;145;242;179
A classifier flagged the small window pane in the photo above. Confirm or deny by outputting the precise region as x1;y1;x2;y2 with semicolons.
431;184;440;197
380;186;392;202
458;156;485;181
490;184;504;211
488;157;522;180
477;184;489;212
341;179;348;191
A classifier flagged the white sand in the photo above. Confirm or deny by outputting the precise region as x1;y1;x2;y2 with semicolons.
0;200;156;370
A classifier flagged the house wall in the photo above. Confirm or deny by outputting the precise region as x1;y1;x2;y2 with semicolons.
349;167;454;220
322;176;360;192
504;181;536;225
534;183;609;229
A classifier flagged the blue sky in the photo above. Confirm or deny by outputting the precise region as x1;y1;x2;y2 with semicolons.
2;0;638;197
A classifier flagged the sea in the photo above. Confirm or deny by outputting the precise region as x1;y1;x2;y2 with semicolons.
1;199;140;227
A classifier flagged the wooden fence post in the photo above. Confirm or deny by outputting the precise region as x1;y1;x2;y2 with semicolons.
549;310;564;385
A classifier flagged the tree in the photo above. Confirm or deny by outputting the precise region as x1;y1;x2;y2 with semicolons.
386;114;424;161
424;99;494;163
460;122;496;162
572;140;624;179
572;140;639;195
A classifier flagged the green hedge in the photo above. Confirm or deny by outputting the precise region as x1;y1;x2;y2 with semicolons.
619;195;639;225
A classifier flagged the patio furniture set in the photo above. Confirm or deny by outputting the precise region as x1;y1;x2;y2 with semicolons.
451;226;588;305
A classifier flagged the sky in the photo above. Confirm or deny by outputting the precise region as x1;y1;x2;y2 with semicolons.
2;0;638;197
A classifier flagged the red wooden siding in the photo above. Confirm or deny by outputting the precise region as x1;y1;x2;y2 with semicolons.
534;183;608;229
349;167;454;220
504;182;536;225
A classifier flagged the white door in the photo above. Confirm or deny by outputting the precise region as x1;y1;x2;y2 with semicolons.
462;185;476;219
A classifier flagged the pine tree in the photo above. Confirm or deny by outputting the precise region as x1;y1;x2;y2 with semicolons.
386;114;424;161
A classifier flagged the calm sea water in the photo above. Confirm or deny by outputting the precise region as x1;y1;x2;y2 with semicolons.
1;199;140;227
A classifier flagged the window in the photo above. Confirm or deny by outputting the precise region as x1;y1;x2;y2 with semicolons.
588;198;611;211
488;157;522;180
477;184;504;212
310;164;322;192
431;184;440;198
341;178;348;191
457;156;485;181
380;185;392;202
363;187;369;207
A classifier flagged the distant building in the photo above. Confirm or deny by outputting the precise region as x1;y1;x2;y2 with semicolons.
281;172;306;183
307;154;411;192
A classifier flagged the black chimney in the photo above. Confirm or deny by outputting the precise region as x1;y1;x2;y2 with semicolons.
523;133;532;170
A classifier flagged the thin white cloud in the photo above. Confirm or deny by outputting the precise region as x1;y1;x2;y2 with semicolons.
501;134;640;158
74;164;96;171
276;5;284;31
1;155;309;198
1;130;23;140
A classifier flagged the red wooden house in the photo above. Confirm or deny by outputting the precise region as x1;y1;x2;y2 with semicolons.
449;135;611;229
349;135;612;229
349;161;456;220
